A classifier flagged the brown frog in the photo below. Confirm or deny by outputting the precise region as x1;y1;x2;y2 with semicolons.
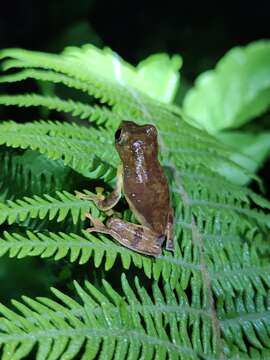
77;121;174;256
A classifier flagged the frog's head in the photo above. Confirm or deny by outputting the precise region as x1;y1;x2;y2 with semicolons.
115;121;158;161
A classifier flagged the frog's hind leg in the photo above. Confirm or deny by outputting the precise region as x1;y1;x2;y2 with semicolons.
106;218;162;256
83;213;125;248
85;214;161;257
165;208;174;251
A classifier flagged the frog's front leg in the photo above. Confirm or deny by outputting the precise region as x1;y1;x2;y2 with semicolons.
85;213;163;257
76;165;123;212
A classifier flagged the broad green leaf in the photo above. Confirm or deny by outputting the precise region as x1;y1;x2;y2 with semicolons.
183;40;270;133
136;53;182;102
216;131;270;184
61;45;182;103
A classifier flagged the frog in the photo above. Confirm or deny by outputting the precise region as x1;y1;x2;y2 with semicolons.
77;120;174;257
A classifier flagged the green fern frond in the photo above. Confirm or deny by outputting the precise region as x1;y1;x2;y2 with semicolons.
0;48;144;114
0;121;116;180
0;225;269;298
0;276;211;360
176;163;270;209
0;229;175;279
0;275;269;359
0;191;98;226
0;47;257;184
0;93;120;126
0;149;74;200
0;68;102;97
9;119;112;142
176;187;270;227
0;43;269;359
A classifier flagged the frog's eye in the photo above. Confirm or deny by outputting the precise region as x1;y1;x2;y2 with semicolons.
115;127;124;144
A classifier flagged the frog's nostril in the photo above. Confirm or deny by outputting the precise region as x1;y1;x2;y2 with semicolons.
115;128;123;143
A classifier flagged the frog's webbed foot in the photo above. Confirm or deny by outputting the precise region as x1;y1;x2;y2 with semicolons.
156;235;165;247
165;208;174;251
75;188;105;203
165;239;174;251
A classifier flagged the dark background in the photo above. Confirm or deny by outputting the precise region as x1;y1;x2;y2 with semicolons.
1;0;270;79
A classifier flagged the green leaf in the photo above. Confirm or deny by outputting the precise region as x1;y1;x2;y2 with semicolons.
136;53;182;103
215;131;270;184
183;40;270;133
56;46;182;103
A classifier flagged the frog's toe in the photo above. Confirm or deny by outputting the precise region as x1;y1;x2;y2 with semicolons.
156;235;165;246
165;239;174;251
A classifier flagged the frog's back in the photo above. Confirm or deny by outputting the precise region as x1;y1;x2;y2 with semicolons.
123;160;170;235
115;120;171;235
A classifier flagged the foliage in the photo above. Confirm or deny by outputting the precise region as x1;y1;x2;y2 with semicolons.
183;40;270;133
183;40;270;185
0;43;269;359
